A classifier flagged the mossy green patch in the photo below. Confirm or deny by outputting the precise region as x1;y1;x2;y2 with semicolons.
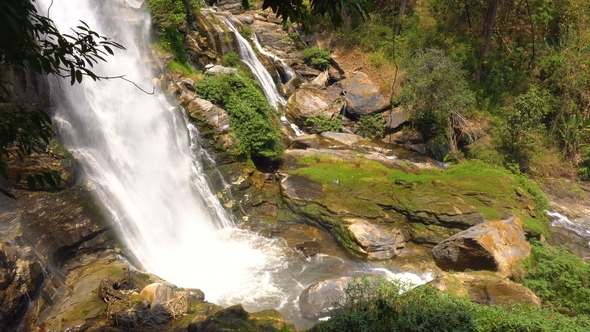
289;157;549;237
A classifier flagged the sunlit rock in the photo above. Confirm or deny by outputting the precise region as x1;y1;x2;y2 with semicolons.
299;276;353;319
346;218;405;260
286;87;344;127
432;217;530;276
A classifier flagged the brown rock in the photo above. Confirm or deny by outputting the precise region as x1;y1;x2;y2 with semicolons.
432;217;530;276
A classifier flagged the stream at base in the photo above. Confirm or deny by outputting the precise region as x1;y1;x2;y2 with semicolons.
38;0;432;329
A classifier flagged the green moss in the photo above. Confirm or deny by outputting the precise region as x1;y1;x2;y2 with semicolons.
290;157;549;237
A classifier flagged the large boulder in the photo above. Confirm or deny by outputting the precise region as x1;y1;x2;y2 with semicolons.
430;272;541;306
346;218;405;260
331;72;390;116
286;87;344;127
299;276;353;319
432;217;530;276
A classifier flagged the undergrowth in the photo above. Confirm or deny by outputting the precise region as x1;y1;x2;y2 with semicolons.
193;71;283;159
313;277;590;332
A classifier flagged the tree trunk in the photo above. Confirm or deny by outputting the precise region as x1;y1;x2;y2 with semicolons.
477;0;499;81
394;0;408;36
341;2;352;30
181;0;196;28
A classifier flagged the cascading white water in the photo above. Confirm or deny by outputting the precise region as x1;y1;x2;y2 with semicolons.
215;14;286;108
251;34;297;83
38;0;296;307
38;1;431;329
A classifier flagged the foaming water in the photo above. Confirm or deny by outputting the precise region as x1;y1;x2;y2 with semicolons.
38;1;432;329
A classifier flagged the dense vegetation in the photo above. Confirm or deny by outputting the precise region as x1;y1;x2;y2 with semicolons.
313;277;590;332
194;71;283;159
517;240;590;315
335;0;590;182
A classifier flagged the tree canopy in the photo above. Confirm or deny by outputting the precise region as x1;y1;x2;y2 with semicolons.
0;0;123;197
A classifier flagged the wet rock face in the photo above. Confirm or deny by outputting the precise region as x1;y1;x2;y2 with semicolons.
432;217;530;276
0;244;44;332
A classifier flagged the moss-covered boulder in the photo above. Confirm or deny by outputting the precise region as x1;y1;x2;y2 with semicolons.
278;153;546;258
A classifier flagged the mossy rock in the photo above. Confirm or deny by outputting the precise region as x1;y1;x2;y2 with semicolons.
280;155;548;256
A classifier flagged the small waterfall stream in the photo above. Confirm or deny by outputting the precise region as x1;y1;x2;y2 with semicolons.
37;1;431;329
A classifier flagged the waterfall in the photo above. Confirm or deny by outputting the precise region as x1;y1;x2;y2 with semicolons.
38;0;296;308
37;1;431;329
215;14;286;108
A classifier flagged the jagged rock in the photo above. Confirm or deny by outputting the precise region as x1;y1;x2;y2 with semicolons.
346;218;405;260
0;244;44;331
286;87;344;127
236;14;254;25
290;134;320;149
178;91;230;135
321;132;364;147
295;241;320;257
404;141;426;154
217;0;244;14
432;217;530;276
383;107;410;130
430;272;541;306
281;76;302;97
382;130;424;144
310;71;329;87
299;276;352;319
328;72;390;116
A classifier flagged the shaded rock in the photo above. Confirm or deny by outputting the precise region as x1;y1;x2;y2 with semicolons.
281;174;325;200
382;130;424;144
430;272;541;306
299;276;352;319
321;132;364;146
189;304;290;332
216;0;244;14
0;244;44;331
286;87;344;126
404;141;426;154
346;218;405;260
383;107;410;130
291;134;320;149
295;241;320;257
281;76;302;97
432;217;530;276
338;72;390;116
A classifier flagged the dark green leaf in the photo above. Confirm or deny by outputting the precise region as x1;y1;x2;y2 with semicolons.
34;174;44;188
15;173;21;184
26;176;36;190
43;172;57;187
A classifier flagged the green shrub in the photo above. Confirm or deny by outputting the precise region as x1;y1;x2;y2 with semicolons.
194;71;283;158
357;113;385;137
222;52;240;67
241;25;253;38
302;46;331;70
314;276;590;332
520;241;590;315
305;115;342;133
